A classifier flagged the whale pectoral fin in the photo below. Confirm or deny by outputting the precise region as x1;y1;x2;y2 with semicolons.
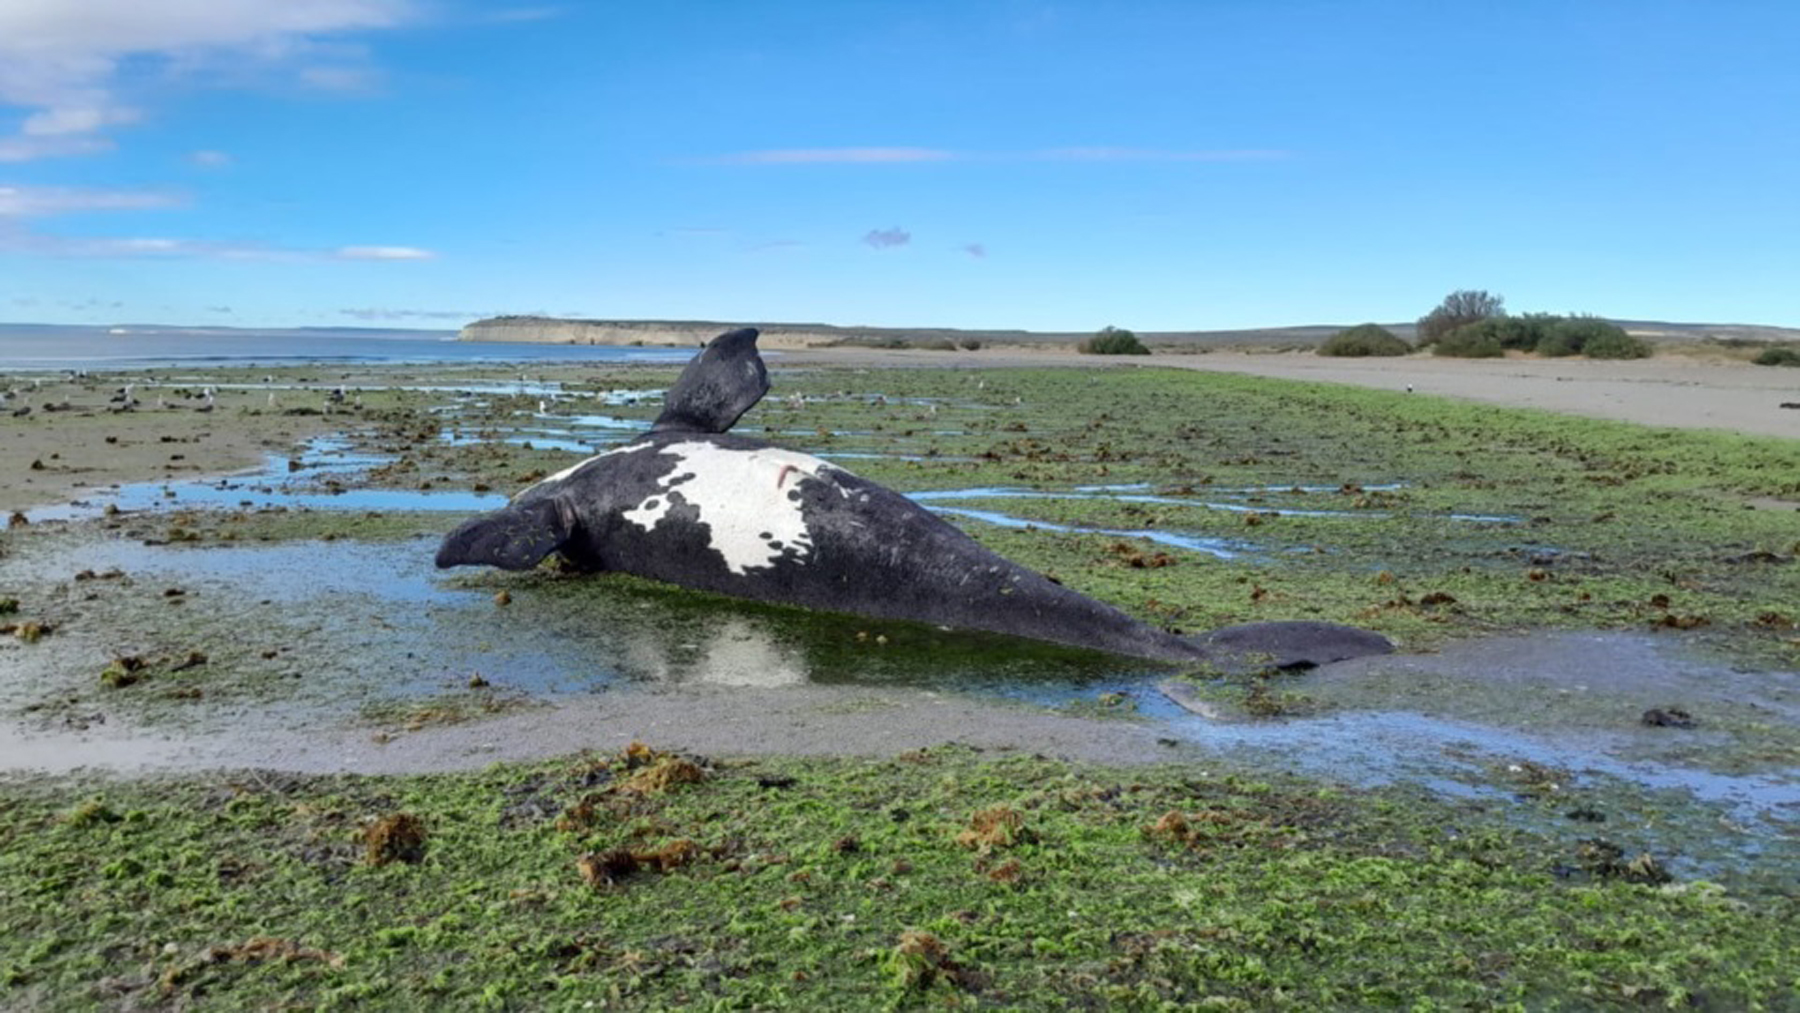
651;327;770;434
435;498;572;571
1195;621;1393;671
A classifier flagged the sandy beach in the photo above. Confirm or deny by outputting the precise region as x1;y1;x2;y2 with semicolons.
769;344;1800;441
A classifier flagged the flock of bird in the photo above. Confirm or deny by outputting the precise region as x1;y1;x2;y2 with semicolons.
0;373;359;419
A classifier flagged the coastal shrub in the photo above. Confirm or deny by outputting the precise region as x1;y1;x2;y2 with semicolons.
1441;316;1547;354
1552;317;1649;359
1416;289;1505;346
1080;326;1150;355
1753;346;1800;366
1432;323;1505;358
1318;324;1410;357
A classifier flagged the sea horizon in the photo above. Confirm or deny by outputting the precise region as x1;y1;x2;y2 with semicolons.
0;323;692;370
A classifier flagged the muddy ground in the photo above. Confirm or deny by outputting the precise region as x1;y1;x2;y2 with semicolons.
0;358;1795;882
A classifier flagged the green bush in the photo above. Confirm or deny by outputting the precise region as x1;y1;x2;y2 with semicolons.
1318;324;1410;357
1753;346;1800;366
1416;289;1505;346
1441;316;1550;353
1553;318;1649;359
1080;326;1150;355
1432;324;1505;358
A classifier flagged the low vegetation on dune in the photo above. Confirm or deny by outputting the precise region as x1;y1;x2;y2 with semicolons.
1078;326;1151;355
1316;323;1410;357
1414;290;1652;359
1752;345;1800;366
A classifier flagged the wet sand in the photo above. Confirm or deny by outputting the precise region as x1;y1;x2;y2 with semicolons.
0;354;1794;793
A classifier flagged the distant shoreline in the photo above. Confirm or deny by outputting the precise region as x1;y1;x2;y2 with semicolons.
456;314;1800;353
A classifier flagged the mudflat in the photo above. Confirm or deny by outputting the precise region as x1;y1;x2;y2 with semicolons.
3;355;1796;1008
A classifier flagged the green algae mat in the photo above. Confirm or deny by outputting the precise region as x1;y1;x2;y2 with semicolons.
3;362;1798;1009
4;746;1796;1010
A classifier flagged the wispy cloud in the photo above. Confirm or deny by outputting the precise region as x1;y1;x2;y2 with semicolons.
695;146;1290;166
961;242;987;258
334;244;435;260
863;227;910;250
187;148;233;167
0;185;431;261
0;226;434;262
0;0;413;160
0;135;115;162
0;184;185;217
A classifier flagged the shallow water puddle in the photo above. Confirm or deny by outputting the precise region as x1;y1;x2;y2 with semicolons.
1;534;1795;877
23;436;508;521
925;505;1246;558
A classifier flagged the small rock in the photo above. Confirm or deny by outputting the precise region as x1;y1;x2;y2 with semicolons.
1641;707;1696;729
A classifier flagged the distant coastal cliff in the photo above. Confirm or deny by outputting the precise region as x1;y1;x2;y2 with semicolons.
457;315;1049;350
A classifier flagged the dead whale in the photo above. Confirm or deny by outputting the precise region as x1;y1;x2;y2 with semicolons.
436;328;1391;669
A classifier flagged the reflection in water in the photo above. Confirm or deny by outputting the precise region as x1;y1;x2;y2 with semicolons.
617;616;809;688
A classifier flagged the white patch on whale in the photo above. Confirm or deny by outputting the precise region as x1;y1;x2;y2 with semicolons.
621;441;842;574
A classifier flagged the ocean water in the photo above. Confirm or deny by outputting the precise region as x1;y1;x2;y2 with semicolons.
0;325;695;369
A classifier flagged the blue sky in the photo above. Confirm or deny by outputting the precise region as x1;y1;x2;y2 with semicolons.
2;1;1796;331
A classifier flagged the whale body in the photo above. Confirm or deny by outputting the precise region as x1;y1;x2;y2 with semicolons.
436;328;1391;669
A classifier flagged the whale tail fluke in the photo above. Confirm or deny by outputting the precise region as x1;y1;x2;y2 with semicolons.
1189;621;1393;671
652;327;770;434
435;498;572;571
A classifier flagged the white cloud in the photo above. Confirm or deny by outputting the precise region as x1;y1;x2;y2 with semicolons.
187;149;233;167
0;0;413;159
0;135;114;161
0;184;184;217
0;222;431;262
334;244;434;260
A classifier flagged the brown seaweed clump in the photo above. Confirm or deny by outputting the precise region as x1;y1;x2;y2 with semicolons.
363;813;428;866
